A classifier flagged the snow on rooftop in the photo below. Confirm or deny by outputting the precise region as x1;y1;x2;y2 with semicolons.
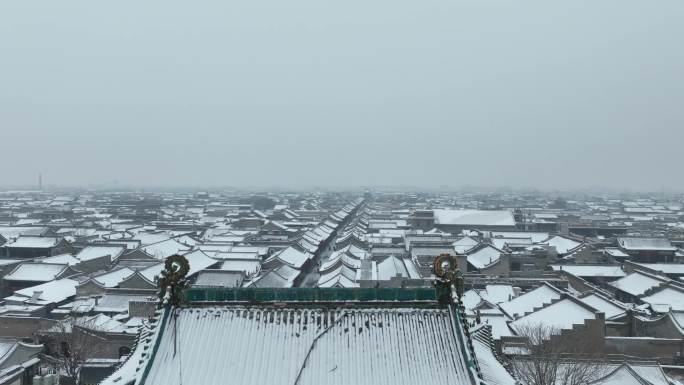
472;334;517;385
39;254;80;266
593;365;643;385
462;290;482;311
139;264;164;283
76;246;124;261
489;231;549;243
481;285;516;304
477;311;515;340
433;209;515;227
269;246;310;269
208;235;245;243
604;248;629;258
0;226;48;240
320;251;362;272
510;298;596;334
137;307;472;385
579;293;627;319
619;363;677;385
182;249;218;273
543;235;582;254
376;255;409;280
491;237;532;250
133;232;173;245
92;268;135;288
250;265;300;288
13;278;78;304
618;237;676;251
641;287;684;312
212;251;260;261
467;246;502;269
142;239;189;259
4;236;60;248
82;313;136;333
453;236;479;253
551;265;626;278
403;258;421;279
500;284;561;319
317;265;358;287
587;362;678;385
4;263;67;282
95;293;154;313
196;244;236;253
194;271;243;288
609;271;666;297
632;263;684;275
220;260;260;276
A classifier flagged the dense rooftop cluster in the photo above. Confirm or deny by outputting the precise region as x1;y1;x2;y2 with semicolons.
0;189;683;384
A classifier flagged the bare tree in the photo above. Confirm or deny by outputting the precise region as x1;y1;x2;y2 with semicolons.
509;323;608;385
38;317;108;384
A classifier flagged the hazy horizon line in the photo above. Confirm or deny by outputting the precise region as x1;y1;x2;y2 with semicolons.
1;183;682;196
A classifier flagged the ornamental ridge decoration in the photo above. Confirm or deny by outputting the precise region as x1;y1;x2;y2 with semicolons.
157;254;190;307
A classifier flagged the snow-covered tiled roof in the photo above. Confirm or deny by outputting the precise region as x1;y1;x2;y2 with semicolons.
631;263;684;275
220;260;260;277
500;284;562;319
641;287;684;312
76;245;125;261
579;293;627;319
491;237;532;250
92;267;135;288
467;245;502;269
4;263;68;282
95;293;154;313
13;278;79;304
433;209;515;227
453;236;479;253
267;246;311;269
38;254;80;265
476;311;514;340
376;255;410;280
130;306;475;385
592;363;677;385
617;237;676;251
249;265;301;288
542;235;583;255
509;298;596;334
551;265;626;278
141;239;190;259
194;271;243;288
317;265;358;288
609;271;667;297
604;248;629;258
0;227;49;243
480;285;516;304
472;332;516;385
462;290;483;311
3;236;61;248
488;231;549;244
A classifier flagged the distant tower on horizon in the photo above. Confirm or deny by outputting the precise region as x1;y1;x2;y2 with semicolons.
38;172;42;191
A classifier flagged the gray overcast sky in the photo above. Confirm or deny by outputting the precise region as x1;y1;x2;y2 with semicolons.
1;0;682;190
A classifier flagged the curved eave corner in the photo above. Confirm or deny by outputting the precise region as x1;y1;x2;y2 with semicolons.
135;305;171;385
99;304;171;385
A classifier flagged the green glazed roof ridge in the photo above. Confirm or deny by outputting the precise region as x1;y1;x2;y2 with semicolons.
136;306;171;385
184;287;438;303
